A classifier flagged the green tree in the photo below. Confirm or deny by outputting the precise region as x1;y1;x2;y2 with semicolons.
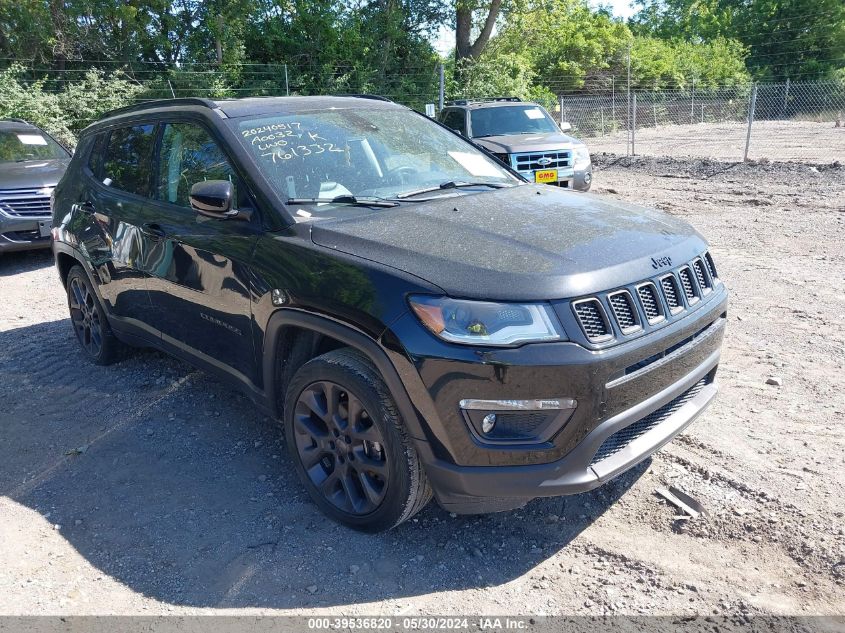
631;0;845;81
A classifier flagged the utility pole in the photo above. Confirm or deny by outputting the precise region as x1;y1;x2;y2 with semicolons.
626;45;632;156
439;64;445;112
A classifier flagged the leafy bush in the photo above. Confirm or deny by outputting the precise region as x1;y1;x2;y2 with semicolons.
0;65;142;147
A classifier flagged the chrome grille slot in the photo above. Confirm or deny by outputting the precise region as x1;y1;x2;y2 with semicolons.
636;283;664;324
704;251;718;281
573;299;612;342
0;187;52;217
513;151;572;172
692;258;712;294
660;274;683;313
678;267;700;304
608;291;641;334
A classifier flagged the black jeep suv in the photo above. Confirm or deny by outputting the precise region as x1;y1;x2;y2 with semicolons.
53;96;727;531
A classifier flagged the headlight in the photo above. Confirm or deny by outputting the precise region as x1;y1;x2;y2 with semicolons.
573;144;591;167
409;296;566;346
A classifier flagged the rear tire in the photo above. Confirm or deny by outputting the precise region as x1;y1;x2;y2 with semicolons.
66;265;126;365
284;348;431;532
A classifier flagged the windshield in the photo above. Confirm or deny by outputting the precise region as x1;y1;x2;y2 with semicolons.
235;108;517;212
470;105;560;137
0;129;69;162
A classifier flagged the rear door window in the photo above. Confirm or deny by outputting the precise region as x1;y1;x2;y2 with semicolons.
102;124;156;196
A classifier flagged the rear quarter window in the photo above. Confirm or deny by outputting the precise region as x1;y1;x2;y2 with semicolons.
102;124;156;196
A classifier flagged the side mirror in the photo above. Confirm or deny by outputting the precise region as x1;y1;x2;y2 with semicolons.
559;121;572;133
190;180;243;220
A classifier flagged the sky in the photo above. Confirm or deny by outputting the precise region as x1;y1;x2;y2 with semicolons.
433;0;638;56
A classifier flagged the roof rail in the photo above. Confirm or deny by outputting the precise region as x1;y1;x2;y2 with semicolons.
0;118;30;124
337;94;394;102
101;97;220;119
445;97;522;106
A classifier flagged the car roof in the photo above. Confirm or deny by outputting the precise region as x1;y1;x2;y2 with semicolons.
84;95;407;134
0;119;40;131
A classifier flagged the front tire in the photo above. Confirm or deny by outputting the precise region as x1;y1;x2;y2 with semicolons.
284;348;431;532
66;265;125;365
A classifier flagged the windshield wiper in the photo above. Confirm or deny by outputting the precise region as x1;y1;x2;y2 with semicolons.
395;181;510;200
286;194;399;208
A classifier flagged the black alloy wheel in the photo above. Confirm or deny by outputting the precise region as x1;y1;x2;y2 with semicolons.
283;348;431;531
68;275;103;358
293;380;389;515
65;265;125;365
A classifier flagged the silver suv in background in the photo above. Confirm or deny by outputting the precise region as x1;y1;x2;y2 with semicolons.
0;119;70;254
439;98;592;191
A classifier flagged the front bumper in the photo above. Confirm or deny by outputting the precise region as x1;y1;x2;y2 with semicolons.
515;164;592;191
0;215;52;252
424;349;718;513
387;286;727;513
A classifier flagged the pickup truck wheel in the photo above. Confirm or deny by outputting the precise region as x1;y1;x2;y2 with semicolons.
66;265;125;365
284;348;431;532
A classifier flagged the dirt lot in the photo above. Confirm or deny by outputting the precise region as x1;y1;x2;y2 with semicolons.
588;120;845;164
1;156;843;617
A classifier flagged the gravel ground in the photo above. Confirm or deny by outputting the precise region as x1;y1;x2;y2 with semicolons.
0;156;843;617
587;120;845;164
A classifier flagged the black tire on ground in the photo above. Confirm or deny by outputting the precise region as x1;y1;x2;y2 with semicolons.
284;347;432;532
66;265;126;365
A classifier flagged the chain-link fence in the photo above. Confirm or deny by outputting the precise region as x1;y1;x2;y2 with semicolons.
560;82;845;164
3;57;844;164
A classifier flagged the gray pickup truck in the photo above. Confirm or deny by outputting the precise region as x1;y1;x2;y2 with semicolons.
439;97;592;191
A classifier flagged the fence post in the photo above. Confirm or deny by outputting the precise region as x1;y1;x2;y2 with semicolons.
690;77;695;124
601;107;605;136
701;104;704;123
167;80;176;99
438;64;445;112
284;64;289;96
631;92;637;155
653;95;657;128
612;77;615;122
783;78;790;119
744;84;758;162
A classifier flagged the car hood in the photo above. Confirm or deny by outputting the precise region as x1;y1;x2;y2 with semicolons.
309;185;709;301
473;133;581;154
0;159;70;190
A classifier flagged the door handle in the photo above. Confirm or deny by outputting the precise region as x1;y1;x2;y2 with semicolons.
140;222;167;240
76;201;96;215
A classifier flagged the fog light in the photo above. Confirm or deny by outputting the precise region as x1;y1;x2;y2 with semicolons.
481;413;497;434
584;172;592;184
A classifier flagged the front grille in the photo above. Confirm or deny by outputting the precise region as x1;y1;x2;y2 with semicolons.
513;151;572;172
636;283;664;323
608;291;641;333
678;267;700;304
0;187;52;217
573;299;611;342
590;378;708;465
566;251;720;345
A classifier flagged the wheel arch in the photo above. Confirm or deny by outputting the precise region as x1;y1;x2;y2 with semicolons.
55;251;79;288
262;309;426;441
